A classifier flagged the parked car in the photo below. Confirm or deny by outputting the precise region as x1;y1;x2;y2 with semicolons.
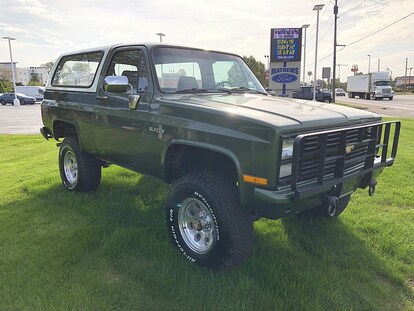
335;88;346;96
292;86;332;102
0;93;36;105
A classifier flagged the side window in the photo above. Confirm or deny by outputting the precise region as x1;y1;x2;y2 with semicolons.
106;49;148;93
52;51;103;87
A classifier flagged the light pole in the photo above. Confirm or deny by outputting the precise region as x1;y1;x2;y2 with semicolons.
302;24;310;86
313;4;324;101
2;36;20;106
336;64;348;84
264;55;270;70
155;33;165;43
367;54;371;73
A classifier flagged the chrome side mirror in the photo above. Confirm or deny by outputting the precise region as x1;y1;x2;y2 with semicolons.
104;76;129;93
103;76;141;110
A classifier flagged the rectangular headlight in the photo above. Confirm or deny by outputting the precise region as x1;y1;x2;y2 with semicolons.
281;138;294;160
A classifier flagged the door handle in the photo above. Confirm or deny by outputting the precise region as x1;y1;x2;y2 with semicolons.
96;95;108;100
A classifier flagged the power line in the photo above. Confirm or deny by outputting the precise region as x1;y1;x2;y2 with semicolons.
306;12;414;67
345;12;414;48
340;0;366;17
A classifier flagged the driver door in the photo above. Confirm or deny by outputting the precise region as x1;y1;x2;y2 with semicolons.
94;47;152;171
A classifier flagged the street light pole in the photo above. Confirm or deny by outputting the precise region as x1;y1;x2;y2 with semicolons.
301;24;310;86
155;33;165;43
2;36;20;106
336;64;348;84
313;4;324;101
264;55;270;70
367;54;371;73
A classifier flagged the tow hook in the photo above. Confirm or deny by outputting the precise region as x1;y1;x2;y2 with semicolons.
368;179;377;196
326;196;339;217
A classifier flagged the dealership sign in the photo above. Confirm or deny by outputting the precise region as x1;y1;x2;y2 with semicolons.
270;28;302;62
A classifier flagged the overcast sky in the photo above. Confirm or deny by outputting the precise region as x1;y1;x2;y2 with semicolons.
1;0;413;82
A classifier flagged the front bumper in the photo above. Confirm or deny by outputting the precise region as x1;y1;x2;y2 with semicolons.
253;121;400;219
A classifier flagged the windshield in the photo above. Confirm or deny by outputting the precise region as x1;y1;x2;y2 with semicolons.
152;47;266;94
374;80;390;86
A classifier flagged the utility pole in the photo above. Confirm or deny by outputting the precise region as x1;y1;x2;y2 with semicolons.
332;0;338;103
332;1;345;103
378;59;380;71
404;57;408;94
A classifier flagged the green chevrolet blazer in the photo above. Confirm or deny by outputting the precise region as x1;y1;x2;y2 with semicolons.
40;44;400;270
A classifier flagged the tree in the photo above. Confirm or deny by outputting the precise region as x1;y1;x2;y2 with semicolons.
242;56;267;87
41;61;55;74
0;79;14;93
28;79;43;86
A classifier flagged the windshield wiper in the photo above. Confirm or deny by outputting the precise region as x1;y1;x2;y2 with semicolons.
176;88;209;94
230;87;268;95
176;88;231;94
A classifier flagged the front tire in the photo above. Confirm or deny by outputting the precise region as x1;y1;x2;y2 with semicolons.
165;172;253;270
59;137;101;192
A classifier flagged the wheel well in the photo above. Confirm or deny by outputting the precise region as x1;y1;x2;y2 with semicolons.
164;145;238;184
53;121;78;140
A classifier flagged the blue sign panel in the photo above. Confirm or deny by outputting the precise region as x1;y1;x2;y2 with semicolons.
270;28;302;62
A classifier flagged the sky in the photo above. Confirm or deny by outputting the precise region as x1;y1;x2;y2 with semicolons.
1;0;413;82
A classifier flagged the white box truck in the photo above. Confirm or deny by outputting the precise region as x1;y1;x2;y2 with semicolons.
347;72;394;100
15;86;45;101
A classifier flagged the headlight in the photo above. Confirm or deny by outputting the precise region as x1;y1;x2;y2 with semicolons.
281;138;294;160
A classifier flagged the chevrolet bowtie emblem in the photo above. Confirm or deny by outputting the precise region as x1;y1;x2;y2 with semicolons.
345;145;355;154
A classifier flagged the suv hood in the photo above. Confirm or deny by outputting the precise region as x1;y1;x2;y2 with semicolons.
165;94;381;131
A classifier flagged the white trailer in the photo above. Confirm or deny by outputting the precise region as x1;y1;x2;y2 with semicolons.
15;86;45;101
347;72;394;100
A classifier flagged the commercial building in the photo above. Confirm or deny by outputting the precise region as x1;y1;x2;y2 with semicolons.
0;62;48;85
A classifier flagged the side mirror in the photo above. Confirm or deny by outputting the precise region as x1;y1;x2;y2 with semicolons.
104;76;129;93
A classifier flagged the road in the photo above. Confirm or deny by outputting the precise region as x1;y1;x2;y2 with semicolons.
0;104;43;134
335;94;414;118
0;95;413;135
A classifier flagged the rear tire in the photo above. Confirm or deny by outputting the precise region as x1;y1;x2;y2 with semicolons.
165;172;253;270
59;137;101;192
0;99;5;105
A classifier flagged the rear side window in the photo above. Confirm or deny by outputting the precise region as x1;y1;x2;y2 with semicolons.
52;51;103;87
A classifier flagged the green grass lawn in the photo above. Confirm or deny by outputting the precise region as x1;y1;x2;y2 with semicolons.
1;120;413;310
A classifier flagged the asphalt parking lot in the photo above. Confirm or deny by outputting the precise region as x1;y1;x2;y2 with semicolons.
0;104;43;134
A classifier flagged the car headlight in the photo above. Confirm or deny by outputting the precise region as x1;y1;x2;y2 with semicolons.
281;138;294;160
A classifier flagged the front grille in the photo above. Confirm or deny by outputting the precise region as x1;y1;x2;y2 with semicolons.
382;89;391;95
281;121;400;198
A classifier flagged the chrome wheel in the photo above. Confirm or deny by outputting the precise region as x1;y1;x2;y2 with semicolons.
178;198;217;254
63;150;78;187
